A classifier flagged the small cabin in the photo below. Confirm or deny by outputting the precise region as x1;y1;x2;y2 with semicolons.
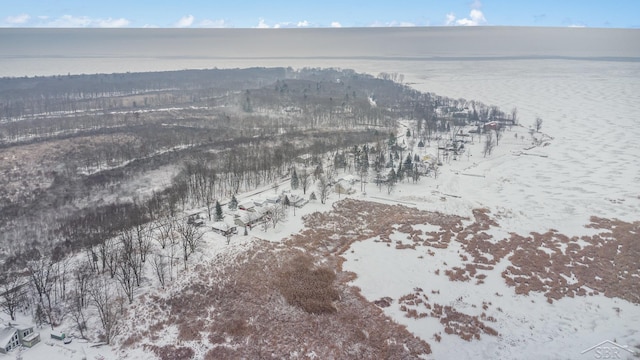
50;331;66;341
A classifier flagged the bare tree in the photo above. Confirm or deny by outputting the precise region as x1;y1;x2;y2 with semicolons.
67;290;89;339
119;229;143;287
27;257;56;328
0;275;25;321
115;253;136;303
151;253;168;289
155;215;177;249
176;221;204;269
89;277;121;344
386;168;397;194
133;221;152;264
299;170;311;195
534;117;543;132
317;176;332;204
483;131;495;157
494;127;502;146
267;203;286;228
73;261;93;309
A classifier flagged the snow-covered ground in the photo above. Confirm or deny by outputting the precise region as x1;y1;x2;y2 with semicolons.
3;53;639;359
337;58;640;359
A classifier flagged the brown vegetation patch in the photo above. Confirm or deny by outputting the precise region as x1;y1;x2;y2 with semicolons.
291;198;465;263
144;344;195;360
500;217;640;303
122;236;431;358
275;254;339;314
374;296;393;308
398;288;499;341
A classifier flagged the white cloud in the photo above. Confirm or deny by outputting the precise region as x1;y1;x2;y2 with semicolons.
40;15;129;28
199;19;229;28
456;9;486;26
330;21;342;28
369;20;416;27
255;19;316;28
445;13;456;25
45;15;92;27
446;0;487;26
97;18;130;28
568;24;586;28
174;15;195;28
5;14;31;25
256;18;270;28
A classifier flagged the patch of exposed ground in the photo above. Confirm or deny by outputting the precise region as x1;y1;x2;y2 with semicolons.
122;239;431;359
121;199;639;358
453;210;640;304
320;202;639;305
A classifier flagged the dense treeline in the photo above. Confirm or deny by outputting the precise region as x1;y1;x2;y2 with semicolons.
0;66;511;270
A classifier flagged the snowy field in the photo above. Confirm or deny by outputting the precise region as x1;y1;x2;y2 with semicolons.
339;58;640;359
2;28;639;359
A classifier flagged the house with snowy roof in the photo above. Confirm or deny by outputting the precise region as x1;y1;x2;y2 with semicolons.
211;221;237;236
334;179;356;196
234;208;267;228
238;200;255;211
0;323;39;353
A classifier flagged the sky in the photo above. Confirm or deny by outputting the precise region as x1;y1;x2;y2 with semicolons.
0;0;638;29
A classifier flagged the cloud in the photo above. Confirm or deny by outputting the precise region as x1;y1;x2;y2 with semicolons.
255;18;316;28
330;21;342;28
174;15;195;28
199;19;229;28
38;15;129;28
445;13;456;26
369;20;416;27
456;9;486;26
97;18;130;28
256;18;270;28
4;14;31;25
446;0;487;26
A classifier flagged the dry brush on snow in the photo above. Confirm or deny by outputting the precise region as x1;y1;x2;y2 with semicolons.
120;239;431;359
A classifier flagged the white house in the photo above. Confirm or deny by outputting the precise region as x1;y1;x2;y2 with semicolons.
234;208;267;228
0;324;39;353
334;180;356;195
211;221;237;236
238;200;255;211
0;327;18;354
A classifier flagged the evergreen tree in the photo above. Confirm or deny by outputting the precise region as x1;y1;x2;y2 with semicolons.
406;128;411;137
309;192;317;201
414;153;420;162
396;162;404;182
404;154;413;170
387;168;397;184
291;169;299;190
388;132;396;146
228;195;238;210
215;200;223;221
361;151;370;170
283;195;290;207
